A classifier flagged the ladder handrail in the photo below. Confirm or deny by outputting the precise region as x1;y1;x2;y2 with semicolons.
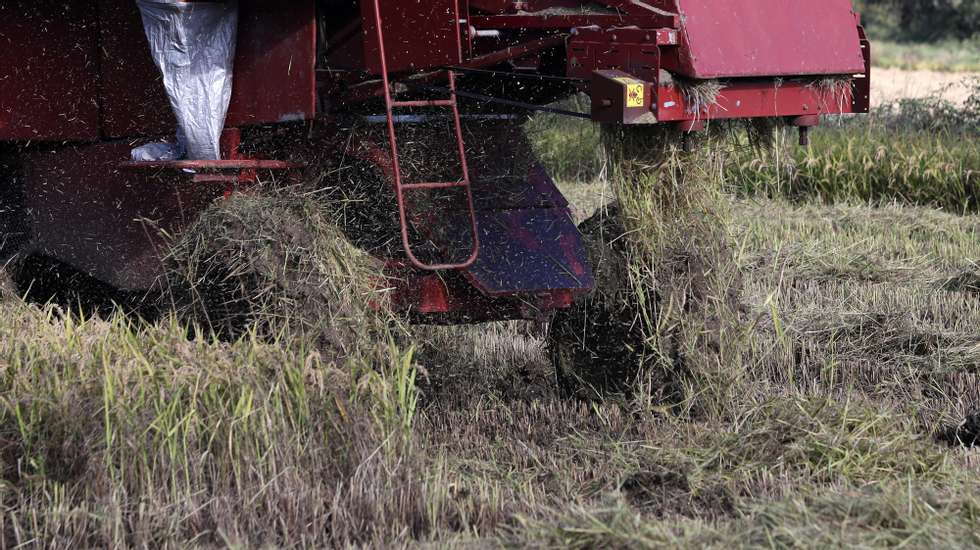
370;0;480;271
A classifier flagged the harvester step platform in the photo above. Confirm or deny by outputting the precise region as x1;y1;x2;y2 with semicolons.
120;158;302;195
402;182;468;191
391;99;456;108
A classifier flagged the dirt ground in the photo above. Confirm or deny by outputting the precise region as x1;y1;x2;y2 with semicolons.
873;67;978;106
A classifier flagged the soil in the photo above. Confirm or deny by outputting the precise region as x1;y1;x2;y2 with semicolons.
940;413;980;448
547;205;652;400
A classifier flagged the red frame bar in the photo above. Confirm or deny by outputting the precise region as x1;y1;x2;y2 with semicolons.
460;35;567;71
470;14;678;29
392;99;457;108
120;159;300;171
656;80;862;123
403;182;469;190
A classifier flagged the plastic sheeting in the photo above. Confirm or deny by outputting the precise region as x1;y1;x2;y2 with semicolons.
133;0;239;161
130;140;183;162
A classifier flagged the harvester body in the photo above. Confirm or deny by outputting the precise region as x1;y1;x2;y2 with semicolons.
0;0;869;321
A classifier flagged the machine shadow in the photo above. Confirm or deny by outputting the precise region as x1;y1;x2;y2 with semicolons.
8;253;164;323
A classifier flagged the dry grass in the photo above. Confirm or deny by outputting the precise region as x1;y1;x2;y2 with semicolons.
1;93;979;546
873;39;980;73
673;78;723;119
735;201;980;430
2;189;980;546
0;268;13;299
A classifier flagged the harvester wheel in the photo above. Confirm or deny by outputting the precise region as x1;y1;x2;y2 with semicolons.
547;205;649;400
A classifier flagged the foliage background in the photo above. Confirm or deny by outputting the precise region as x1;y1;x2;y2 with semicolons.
854;0;979;41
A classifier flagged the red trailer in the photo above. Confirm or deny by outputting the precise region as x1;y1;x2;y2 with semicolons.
0;0;870;322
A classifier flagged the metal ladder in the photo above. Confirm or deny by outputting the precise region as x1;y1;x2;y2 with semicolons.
370;0;480;271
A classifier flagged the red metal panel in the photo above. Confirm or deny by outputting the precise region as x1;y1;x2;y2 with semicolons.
853;27;871;114
0;1;100;141
567;28;668;82
98;0;317;139
228;0;317;126
362;0;462;74
656;81;856;122
97;0;174;138
673;0;866;78
22;142;225;290
469;0;512;12
470;14;677;29
469;1;616;13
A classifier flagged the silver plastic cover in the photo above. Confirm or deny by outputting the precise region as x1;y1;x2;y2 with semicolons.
133;0;239;160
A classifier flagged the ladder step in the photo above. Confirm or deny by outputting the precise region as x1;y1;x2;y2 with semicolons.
392;99;456;108
403;181;469;191
371;0;478;271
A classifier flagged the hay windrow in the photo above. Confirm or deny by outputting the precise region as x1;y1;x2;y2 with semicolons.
160;189;396;359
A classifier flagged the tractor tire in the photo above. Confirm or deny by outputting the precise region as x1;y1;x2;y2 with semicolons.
547;205;650;400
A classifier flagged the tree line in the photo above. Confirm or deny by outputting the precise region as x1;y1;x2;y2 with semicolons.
855;0;979;41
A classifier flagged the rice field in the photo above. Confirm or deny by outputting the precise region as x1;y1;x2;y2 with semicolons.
1;82;979;547
872;39;980;73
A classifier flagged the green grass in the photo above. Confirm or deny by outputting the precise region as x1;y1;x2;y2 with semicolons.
732;82;979;211
873;39;980;72
730;125;979;212
539;118;980;213
524;95;604;183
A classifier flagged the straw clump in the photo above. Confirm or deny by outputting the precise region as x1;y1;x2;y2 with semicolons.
608;127;747;417
672;78;723;119
161;189;394;358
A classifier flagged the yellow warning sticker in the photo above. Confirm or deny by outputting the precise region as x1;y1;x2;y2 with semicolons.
626;83;645;107
614;77;645;108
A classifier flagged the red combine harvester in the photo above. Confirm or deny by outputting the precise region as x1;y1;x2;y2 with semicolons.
0;0;869;322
